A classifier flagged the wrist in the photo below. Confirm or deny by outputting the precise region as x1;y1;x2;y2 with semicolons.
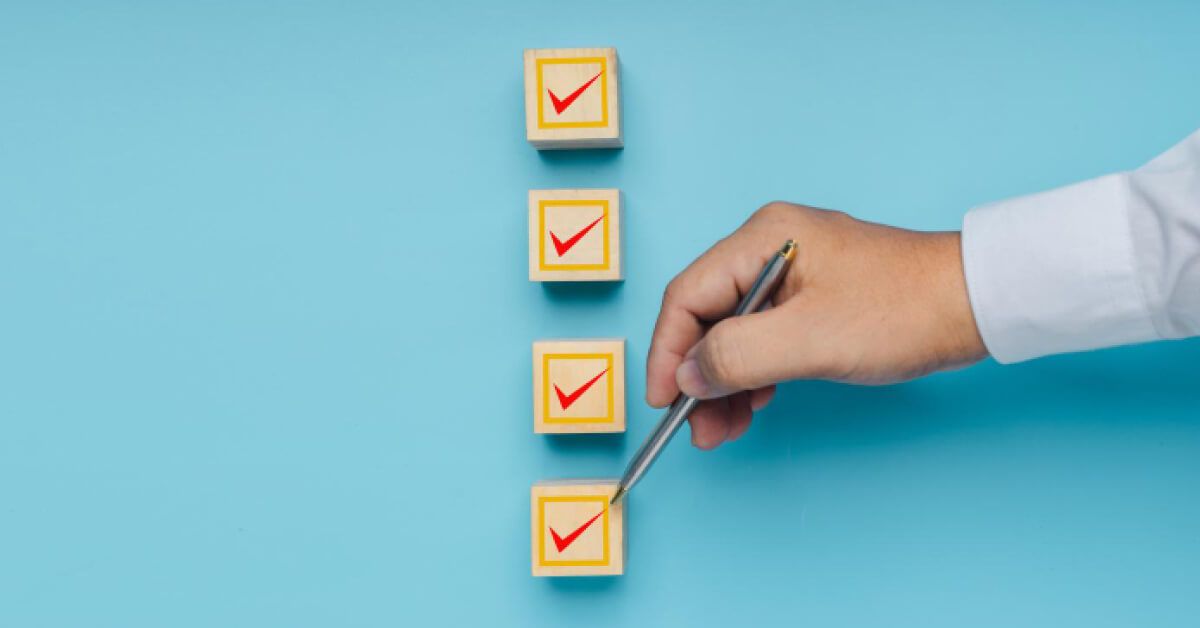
935;231;989;367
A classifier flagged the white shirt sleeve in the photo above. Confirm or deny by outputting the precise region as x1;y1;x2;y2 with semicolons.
961;129;1200;363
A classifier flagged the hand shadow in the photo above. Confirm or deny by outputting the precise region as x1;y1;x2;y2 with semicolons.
727;337;1199;462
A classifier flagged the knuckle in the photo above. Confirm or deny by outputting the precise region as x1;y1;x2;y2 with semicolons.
753;201;794;221
807;206;852;227
757;202;851;228
824;208;853;224
662;277;683;305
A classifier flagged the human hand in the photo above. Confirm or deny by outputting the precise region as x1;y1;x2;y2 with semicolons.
646;202;987;449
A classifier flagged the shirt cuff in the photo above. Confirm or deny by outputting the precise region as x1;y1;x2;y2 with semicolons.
961;173;1160;363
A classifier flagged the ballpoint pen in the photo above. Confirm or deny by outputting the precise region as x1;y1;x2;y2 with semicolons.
610;239;797;504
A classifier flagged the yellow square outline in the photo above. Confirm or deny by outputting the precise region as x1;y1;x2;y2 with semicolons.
536;56;610;129
538;199;611;272
537;495;611;567
542;353;615;424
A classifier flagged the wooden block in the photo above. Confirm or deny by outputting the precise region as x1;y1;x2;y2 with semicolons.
532;339;625;434
528;189;622;282
524;47;622;150
531;479;625;577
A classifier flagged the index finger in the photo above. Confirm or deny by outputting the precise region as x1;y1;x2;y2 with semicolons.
645;233;776;407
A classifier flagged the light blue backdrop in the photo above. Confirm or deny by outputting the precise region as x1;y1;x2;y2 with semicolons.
2;1;1198;626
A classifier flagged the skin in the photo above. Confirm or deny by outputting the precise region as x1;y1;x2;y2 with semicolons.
646;202;989;450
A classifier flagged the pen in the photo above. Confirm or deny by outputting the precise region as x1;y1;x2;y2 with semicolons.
611;239;797;504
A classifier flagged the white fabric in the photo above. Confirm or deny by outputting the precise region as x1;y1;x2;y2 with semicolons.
962;130;1200;363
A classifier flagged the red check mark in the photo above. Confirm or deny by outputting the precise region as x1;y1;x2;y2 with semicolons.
549;508;606;552
549;215;604;257
554;367;608;410
547;71;603;115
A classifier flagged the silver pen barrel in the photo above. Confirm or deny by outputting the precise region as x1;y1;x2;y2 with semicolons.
733;246;792;315
611;240;796;504
611;395;699;504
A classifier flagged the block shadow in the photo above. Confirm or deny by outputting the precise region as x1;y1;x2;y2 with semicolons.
544;432;626;456
535;146;623;173
543;574;624;593
540;280;624;303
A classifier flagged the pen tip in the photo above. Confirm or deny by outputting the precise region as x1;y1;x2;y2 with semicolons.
610;487;625;505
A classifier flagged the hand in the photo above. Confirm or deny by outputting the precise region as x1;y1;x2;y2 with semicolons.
646;202;988;449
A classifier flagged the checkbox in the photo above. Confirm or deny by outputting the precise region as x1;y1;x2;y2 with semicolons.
528;189;622;282
524;48;622;149
532;339;625;434
532;479;625;577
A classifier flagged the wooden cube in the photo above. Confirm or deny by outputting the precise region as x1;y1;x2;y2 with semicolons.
528;189;622;282
531;479;625;577
532;339;625;434
524;47;622;149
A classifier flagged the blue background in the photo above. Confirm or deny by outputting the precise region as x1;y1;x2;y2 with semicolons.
2;1;1198;626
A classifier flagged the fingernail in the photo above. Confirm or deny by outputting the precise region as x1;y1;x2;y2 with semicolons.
676;359;711;398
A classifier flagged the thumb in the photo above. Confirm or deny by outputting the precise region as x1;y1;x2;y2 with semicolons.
675;306;816;399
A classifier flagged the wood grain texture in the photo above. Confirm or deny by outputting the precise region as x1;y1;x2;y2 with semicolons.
524;47;622;149
528;189;622;282
531;479;625;577
532;339;626;434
